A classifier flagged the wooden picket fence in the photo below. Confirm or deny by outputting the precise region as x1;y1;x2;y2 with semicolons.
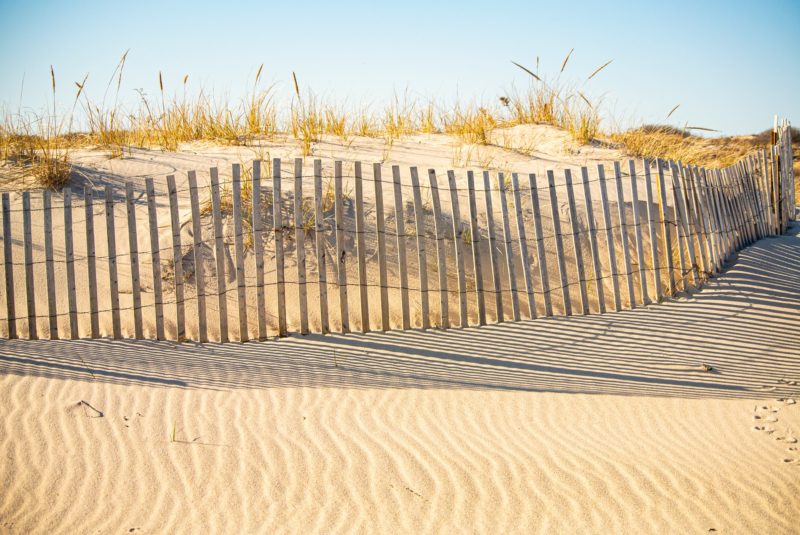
0;121;795;342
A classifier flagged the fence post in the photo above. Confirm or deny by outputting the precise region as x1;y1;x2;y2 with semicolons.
528;174;552;316
511;172;537;318
2;193;17;338
627;161;649;305
598;165;621;309
643;161;662;302
273;159;287;337
210;167;229;341
63;188;78;339
105;185;121;339
372;163;388;331
393;166;411;330
125;182;143;339
655;160;675;297
145;178;165;341
294;158;309;335
580;167;605;312
187;171;206;342
483;171;504;321
232;164;249;341
334;160;349;333
497;172;520;321
166;175;185;342
669;164;698;288
466;171;486;325
42;190;58;338
410;167;430;329
354;161;370;332
313;159;329;334
84;186;99;337
547;170;571;316
250;162;266;339
446;171;468;327
428;169;449;328
613;162;636;307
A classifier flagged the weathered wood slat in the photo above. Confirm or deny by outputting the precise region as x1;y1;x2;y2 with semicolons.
410;167;430;329
294;158;309;335
547;170;572;316
354;161;370;332
466;171;486;325
22;192;36;339
63;188;78;339
187;171;206;341
43;190;58;338
613;162;636;307
251;161;266;340
627;161;648;305
313;159;329;334
273;159;287;337
105;185;121;339
667;163;688;289
394;166;411;330
145;178;165;341
670;164;698;288
511;172;537;318
580;167;605;312
484;171;504;321
655;160;675;297
84;186;99;337
167;176;185;341
447;170;469;327
2;193;17;338
428;169;449;328
679;164;706;279
563;169;587;313
125;182;143;339
210;168;229;342
372;163;388;331
597;165;621;310
232;164;249;341
334;160;349;333
528;174;552;316
497;172;520;321
643;161;662;301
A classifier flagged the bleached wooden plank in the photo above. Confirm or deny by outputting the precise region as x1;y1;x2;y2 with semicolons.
250;161;266;340
125;182;143;339
145;178;165;341
63;188;78;339
105;185;121;339
410;167;430;329
43;190;58;339
627;161;648;305
428;169;449;328
669;163;698;288
210;168;228;342
655;160;675;297
643;161;663;302
701;168;723;273
393;165;411;330
354;161;369;332
313;159;329;334
84;186;99;338
273;159;287;337
528;173;551;316
563;169;588;314
187;171;206;341
666;163;687;289
497;172;520;321
232;164;249;341
612;162;636;307
547;170;571;316
483;171;505;321
597;164;621;310
373;163;388;331
294;158;309;335
334;160;349;333
466;171;486;325
511;172;537;318
2;193;17;338
22;191;36;339
167;176;185;342
447;170;469;327
580;167;605;312
679;164;707;278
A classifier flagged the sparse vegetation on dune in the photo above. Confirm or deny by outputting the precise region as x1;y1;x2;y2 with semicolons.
0;50;794;190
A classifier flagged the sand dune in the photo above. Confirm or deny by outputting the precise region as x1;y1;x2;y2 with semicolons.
1;221;798;532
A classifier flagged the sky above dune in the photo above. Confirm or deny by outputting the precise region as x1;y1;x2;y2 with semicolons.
0;0;797;136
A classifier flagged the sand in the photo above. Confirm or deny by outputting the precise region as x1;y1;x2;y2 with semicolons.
1;219;799;533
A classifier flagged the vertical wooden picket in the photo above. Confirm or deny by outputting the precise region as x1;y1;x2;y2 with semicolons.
564;169;588;314
251;161;267;340
613;162;636;307
580;167;605;312
643;161;663;301
186;172;206;342
656;160;675;296
547;170;572;316
210;167;229;342
354;161;370;332
232;164;249;341
273;159;287;337
447;170;468;327
598;165;621;310
314;159;329;334
466;171;486;325
105;185;121;339
2;193;17;338
428;169;449;328
393;166;411;330
528;174;552;316
84;186;99;338
145;178;165;341
484;171;505;321
43;190;58;338
294;158;309;335
373;163;388;331
167;176;185;341
63;189;78;339
334;160;349;333
125;182;143;339
410;167;430;329
511;173;537;319
627;161;649;305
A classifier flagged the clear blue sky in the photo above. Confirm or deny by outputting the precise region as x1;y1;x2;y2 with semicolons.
1;0;797;135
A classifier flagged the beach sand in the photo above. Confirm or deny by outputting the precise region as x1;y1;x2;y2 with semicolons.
1;221;798;533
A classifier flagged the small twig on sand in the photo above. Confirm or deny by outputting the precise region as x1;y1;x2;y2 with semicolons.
78;400;104;418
